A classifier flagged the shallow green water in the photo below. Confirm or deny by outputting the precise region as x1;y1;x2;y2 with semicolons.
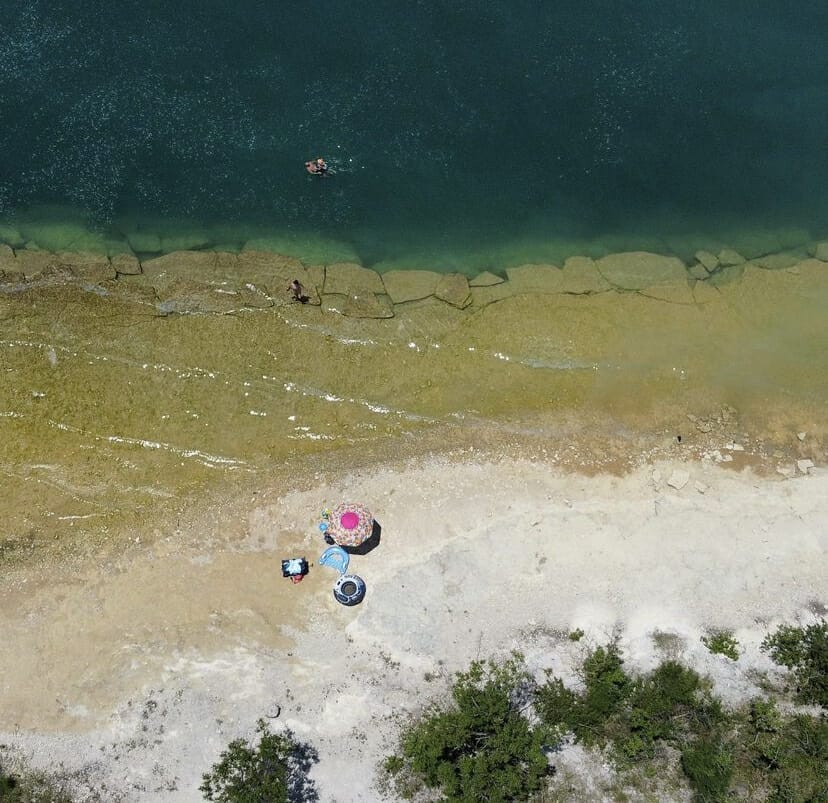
2;263;826;561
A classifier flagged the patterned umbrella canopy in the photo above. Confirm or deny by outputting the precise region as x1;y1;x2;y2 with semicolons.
326;503;374;547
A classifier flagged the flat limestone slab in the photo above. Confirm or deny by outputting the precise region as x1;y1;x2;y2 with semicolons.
324;262;385;295
344;292;394;318
55;251;116;282
639;280;695;305
0;244;15;272
694;250;719;271
469;271;504;287
111;254;142;276
717;248;745;266
382;270;440;303
749;252;802;270
561;257;612;294
13;250;61;280
434;273;471;308
321;292;394;318
142;251;222;279
504;263;564;293
470;282;518;307
596;251;687;289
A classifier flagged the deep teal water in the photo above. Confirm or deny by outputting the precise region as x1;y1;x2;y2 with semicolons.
1;1;827;268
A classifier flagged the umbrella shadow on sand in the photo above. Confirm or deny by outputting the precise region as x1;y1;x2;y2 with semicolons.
342;520;382;556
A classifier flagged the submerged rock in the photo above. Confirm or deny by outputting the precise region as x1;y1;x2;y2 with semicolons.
688;263;711;281
694;250;719;272
811;241;828;261
596;251;687;290
14;250;59;279
0;224;24;248
560;257;611;294
434;273;471;308
55;251;116;282
749;252;801;270
160;232;212;252
324;262;384;295
0;244;15;271
469;271;504;287
111;254;143;276
126;231;162;253
142;250;222;279
504;264;564;293
717;248;746;266
381;270;440;303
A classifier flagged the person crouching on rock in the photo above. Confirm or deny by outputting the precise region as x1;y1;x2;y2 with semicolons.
289;279;308;303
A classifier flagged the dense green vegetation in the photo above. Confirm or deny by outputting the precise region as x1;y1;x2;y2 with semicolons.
384;627;827;802
3;621;825;801
383;657;550;802
762;620;828;707
199;719;296;802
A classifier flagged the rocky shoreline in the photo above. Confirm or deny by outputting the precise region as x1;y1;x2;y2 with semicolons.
2;240;828;319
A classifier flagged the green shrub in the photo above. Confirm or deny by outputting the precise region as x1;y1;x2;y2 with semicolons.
536;644;633;750
386;657;550;802
681;735;734;802
761;620;828;707
574;645;632;744
200;719;294;803
535;677;578;741
568;629;585;642
701;631;740;661
736;701;828;802
618;661;723;762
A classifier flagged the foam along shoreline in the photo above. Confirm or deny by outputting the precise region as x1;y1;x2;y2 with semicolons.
0;457;825;800
2;241;828;318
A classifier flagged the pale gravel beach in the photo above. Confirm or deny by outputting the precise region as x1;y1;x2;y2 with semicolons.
1;456;825;801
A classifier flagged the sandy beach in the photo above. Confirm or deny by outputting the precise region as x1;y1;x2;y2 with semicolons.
1;451;825;801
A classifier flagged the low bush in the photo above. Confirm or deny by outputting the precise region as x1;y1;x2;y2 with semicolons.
734;699;828;802
680;735;734;802
383;656;550;802
200;719;295;803
701;630;740;661
0;763;73;803
761;619;828;707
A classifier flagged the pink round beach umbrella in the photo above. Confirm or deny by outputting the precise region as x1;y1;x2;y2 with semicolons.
327;503;374;547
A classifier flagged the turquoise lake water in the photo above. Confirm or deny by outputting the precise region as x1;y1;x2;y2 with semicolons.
1;1;827;268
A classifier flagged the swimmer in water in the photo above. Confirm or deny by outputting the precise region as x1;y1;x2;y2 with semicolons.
305;157;328;176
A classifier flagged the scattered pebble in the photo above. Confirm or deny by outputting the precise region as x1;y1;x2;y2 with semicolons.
667;469;690;490
694;481;708;494
776;464;796;478
797;432;807;441
796;459;815;474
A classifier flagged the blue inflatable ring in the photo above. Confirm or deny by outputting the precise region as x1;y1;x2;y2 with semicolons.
333;574;366;606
